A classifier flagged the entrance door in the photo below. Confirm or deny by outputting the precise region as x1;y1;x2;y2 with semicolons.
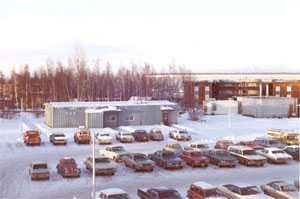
162;111;169;126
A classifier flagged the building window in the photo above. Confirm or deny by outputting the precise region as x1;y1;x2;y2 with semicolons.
126;115;134;121
107;115;116;121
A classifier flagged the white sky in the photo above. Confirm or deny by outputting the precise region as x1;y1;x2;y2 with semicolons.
0;0;300;74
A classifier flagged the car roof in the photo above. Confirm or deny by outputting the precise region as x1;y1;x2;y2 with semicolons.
31;161;47;165
99;188;127;195
229;145;253;150
264;147;283;151
193;181;215;189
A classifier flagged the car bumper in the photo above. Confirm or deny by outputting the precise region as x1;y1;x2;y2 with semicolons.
98;140;112;144
95;169;116;176
31;173;49;180
246;160;266;166
53;140;67;145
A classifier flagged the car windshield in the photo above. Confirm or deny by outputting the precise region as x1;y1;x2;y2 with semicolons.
95;157;110;163
179;131;187;134
112;147;125;152
133;154;147;161
216;150;229;156
33;164;47;169
122;133;131;136
272;150;284;154
269;140;280;144
204;188;219;197
135;130;146;134
107;194;130;199
243;150;256;155
240;186;260;195
280;184;297;192
157;190;181;198
100;134;110;136
55;134;65;137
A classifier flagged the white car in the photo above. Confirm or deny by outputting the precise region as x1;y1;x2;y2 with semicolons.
256;147;292;164
218;184;273;199
261;181;299;199
228;145;267;166
96;188;130;199
99;146;131;162
116;131;134;143
96;132;112;144
169;129;191;141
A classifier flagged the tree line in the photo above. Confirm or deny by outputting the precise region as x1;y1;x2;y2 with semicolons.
0;51;190;110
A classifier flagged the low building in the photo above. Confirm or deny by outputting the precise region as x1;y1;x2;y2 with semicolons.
238;96;297;118
205;99;239;115
45;100;178;128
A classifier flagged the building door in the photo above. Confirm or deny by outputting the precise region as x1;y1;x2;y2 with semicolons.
162;111;169;126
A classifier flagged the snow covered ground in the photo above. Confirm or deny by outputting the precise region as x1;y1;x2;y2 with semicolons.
0;113;299;199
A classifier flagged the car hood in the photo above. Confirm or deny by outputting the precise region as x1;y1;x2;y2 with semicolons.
137;159;153;164
167;157;182;163
98;136;112;139
214;155;236;161
54;137;67;140
244;155;266;161
95;163;116;170
32;168;49;173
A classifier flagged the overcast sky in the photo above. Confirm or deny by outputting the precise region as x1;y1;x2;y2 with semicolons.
0;0;300;74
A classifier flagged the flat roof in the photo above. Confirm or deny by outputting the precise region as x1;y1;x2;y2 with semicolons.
193;181;215;189
46;100;176;108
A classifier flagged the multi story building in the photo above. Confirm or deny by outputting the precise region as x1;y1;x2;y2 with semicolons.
182;73;300;109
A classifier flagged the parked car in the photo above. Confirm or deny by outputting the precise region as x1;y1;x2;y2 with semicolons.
180;150;209;167
95;132;112;144
261;181;299;199
163;143;184;155
137;187;182;199
203;149;237;167
123;153;154;172
214;140;234;150
169;129;191;141
84;155;117;176
283;145;300;161
218;184;273;199
96;188;130;199
50;133;67;145
149;128;164;141
29;161;50;180
256;147;292;164
23;130;41;146
132;130;149;142
116;131;134;143
100;145;131;162
254;137;285;148
56;157;80;178
184;142;209;151
148;150;184;170
228;145;267;166
74;127;91;144
187;181;227;199
238;141;265;150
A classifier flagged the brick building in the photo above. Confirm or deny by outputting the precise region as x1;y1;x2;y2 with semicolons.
183;73;300;109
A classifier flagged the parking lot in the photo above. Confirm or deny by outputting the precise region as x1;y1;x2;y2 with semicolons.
0;113;299;199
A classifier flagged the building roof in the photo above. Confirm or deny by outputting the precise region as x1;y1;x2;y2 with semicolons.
85;106;121;113
46;100;176;108
99;188;127;195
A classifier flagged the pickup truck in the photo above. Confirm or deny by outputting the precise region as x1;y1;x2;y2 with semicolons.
137;187;182;199
29;161;50;180
24;130;41;146
228;145;267;166
256;147;292;164
100;145;131;162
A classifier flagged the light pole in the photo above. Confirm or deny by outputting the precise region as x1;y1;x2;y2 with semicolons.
92;129;96;199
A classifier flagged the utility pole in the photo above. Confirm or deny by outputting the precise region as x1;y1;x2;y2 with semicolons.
92;128;96;199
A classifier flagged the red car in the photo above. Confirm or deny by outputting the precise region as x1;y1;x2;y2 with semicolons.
180;150;209;167
57;157;81;178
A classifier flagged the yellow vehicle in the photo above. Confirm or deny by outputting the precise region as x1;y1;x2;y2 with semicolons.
267;128;299;145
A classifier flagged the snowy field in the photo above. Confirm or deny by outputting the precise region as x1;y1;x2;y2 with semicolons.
0;113;299;199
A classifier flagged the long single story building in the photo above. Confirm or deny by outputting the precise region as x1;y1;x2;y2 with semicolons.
44;100;178;128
